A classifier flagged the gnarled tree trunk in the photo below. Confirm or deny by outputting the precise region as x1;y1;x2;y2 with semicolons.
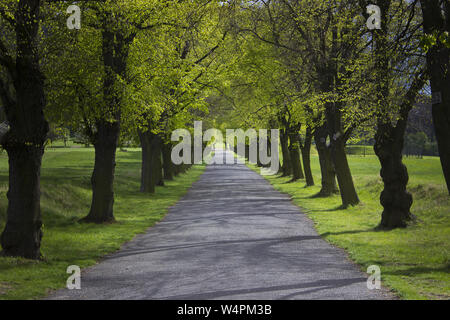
370;1;426;228
374;124;414;229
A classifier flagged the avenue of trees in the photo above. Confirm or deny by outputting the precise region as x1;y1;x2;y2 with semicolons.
0;0;449;259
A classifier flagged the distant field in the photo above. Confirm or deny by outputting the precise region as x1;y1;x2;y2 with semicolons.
253;154;450;300
0;147;205;299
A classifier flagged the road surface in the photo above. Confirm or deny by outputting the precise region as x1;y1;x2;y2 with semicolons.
48;150;392;300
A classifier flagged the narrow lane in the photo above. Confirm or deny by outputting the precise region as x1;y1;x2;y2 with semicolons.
48;150;391;300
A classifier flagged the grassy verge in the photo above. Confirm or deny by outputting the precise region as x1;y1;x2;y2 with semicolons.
250;154;449;300
0;148;205;300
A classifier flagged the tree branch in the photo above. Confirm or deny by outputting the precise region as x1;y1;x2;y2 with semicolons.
195;30;228;65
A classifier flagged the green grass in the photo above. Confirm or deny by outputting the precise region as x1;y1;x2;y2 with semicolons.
0;147;205;300
251;154;450;300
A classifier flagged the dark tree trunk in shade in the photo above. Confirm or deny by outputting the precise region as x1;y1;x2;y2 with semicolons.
162;142;174;181
81;121;119;223
420;0;450;194
138;130;154;193
153;136;164;187
174;164;181;177
1;145;46;259
256;136;263;167
314;124;338;196
0;0;49;259
288;131;304;181
257;134;272;168
138;131;164;193
300;127;314;186
373;70;425;230
280;129;292;177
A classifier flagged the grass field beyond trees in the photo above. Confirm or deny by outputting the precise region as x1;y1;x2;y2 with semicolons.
0;147;205;300
252;153;449;300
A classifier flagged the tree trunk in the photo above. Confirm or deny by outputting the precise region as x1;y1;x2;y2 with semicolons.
153;135;164;187
174;164;181;177
138;130;154;193
280;129;292;177
330;137;359;206
420;0;450;194
326;105;359;207
245;143;250;161
370;1;426;229
162;142;174;181
256;135;263;167
325;26;360;207
81;23;130;223
374;125;414;229
300;127;314;186
314;124;338;196
1;144;45;259
288;132;304;181
138;131;163;192
81;121;119;223
0;0;49;259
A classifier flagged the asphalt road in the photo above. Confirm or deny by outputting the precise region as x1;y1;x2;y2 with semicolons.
48;150;392;300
